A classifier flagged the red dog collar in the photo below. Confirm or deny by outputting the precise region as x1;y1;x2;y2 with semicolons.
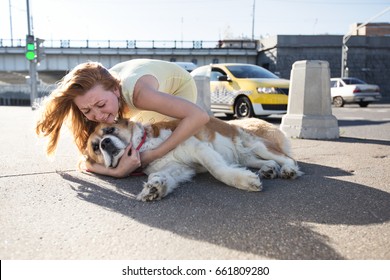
130;129;147;176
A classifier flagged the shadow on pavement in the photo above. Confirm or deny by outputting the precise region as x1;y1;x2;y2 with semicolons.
299;136;390;147
337;119;390;127
336;137;390;146
59;160;390;259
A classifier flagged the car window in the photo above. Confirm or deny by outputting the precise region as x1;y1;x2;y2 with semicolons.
330;80;337;88
342;78;366;85
226;65;278;79
210;69;227;81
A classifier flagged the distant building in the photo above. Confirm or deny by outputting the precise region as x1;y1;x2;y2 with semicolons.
349;22;390;36
257;33;390;100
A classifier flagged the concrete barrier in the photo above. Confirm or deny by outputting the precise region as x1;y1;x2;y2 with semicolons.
281;60;339;139
191;73;213;116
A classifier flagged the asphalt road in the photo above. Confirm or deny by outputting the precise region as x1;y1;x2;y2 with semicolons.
1;104;389;260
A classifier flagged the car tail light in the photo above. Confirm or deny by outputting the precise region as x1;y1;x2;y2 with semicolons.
353;87;361;93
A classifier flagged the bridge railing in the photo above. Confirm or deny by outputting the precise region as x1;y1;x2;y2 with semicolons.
0;38;258;49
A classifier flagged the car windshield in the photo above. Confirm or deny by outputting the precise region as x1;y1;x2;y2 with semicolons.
226;65;279;79
342;78;366;85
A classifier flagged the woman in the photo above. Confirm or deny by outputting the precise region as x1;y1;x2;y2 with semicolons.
36;59;210;178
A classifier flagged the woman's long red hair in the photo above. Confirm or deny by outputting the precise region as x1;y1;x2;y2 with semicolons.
35;61;128;156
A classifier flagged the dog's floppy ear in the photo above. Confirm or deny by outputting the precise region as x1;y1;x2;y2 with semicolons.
117;119;129;126
119;118;137;132
114;118;131;129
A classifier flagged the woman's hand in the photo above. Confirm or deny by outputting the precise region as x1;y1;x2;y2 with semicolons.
83;144;141;178
112;144;142;177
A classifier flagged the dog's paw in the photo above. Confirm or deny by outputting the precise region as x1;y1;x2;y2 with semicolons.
280;164;303;179
258;161;280;179
248;174;263;191
136;176;167;202
236;172;263;192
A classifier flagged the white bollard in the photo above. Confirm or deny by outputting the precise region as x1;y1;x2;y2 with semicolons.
281;60;339;139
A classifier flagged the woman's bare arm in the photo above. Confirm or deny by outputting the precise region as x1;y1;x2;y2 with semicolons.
133;75;210;166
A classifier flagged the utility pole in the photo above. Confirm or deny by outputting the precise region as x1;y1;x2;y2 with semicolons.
26;0;38;109
341;6;390;78
251;0;256;40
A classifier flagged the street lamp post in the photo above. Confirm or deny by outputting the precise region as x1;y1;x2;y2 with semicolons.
341;6;390;78
251;0;256;41
8;0;14;46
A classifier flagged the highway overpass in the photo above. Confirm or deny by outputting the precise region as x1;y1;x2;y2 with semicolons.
0;39;258;72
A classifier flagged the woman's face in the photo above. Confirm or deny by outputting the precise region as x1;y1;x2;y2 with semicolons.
74;84;120;124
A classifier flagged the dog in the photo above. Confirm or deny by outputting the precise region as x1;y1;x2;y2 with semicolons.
85;117;302;201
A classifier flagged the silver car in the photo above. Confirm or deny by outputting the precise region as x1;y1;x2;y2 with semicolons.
330;77;381;107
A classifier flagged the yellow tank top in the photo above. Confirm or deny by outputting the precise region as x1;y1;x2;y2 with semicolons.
110;59;197;123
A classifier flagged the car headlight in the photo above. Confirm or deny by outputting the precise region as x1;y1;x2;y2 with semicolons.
257;87;277;94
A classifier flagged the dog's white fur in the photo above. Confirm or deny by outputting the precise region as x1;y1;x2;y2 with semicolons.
86;117;302;201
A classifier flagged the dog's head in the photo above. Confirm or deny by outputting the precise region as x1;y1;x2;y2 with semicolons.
86;120;133;168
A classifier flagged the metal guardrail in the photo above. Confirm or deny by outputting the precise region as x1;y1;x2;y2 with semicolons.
0;38;258;49
0;83;56;106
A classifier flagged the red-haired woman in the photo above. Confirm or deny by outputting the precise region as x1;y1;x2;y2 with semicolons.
36;59;209;177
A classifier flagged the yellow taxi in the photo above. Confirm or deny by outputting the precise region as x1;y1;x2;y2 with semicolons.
191;63;289;118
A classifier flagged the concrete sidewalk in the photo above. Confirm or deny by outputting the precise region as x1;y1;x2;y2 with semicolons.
0;106;389;260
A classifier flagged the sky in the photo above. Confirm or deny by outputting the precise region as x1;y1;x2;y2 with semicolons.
1;0;389;43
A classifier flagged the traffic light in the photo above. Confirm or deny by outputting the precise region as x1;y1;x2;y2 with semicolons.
25;35;35;61
36;38;45;63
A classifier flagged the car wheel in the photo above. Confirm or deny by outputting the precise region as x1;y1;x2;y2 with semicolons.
358;102;369;107
234;96;254;118
333;96;344;107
